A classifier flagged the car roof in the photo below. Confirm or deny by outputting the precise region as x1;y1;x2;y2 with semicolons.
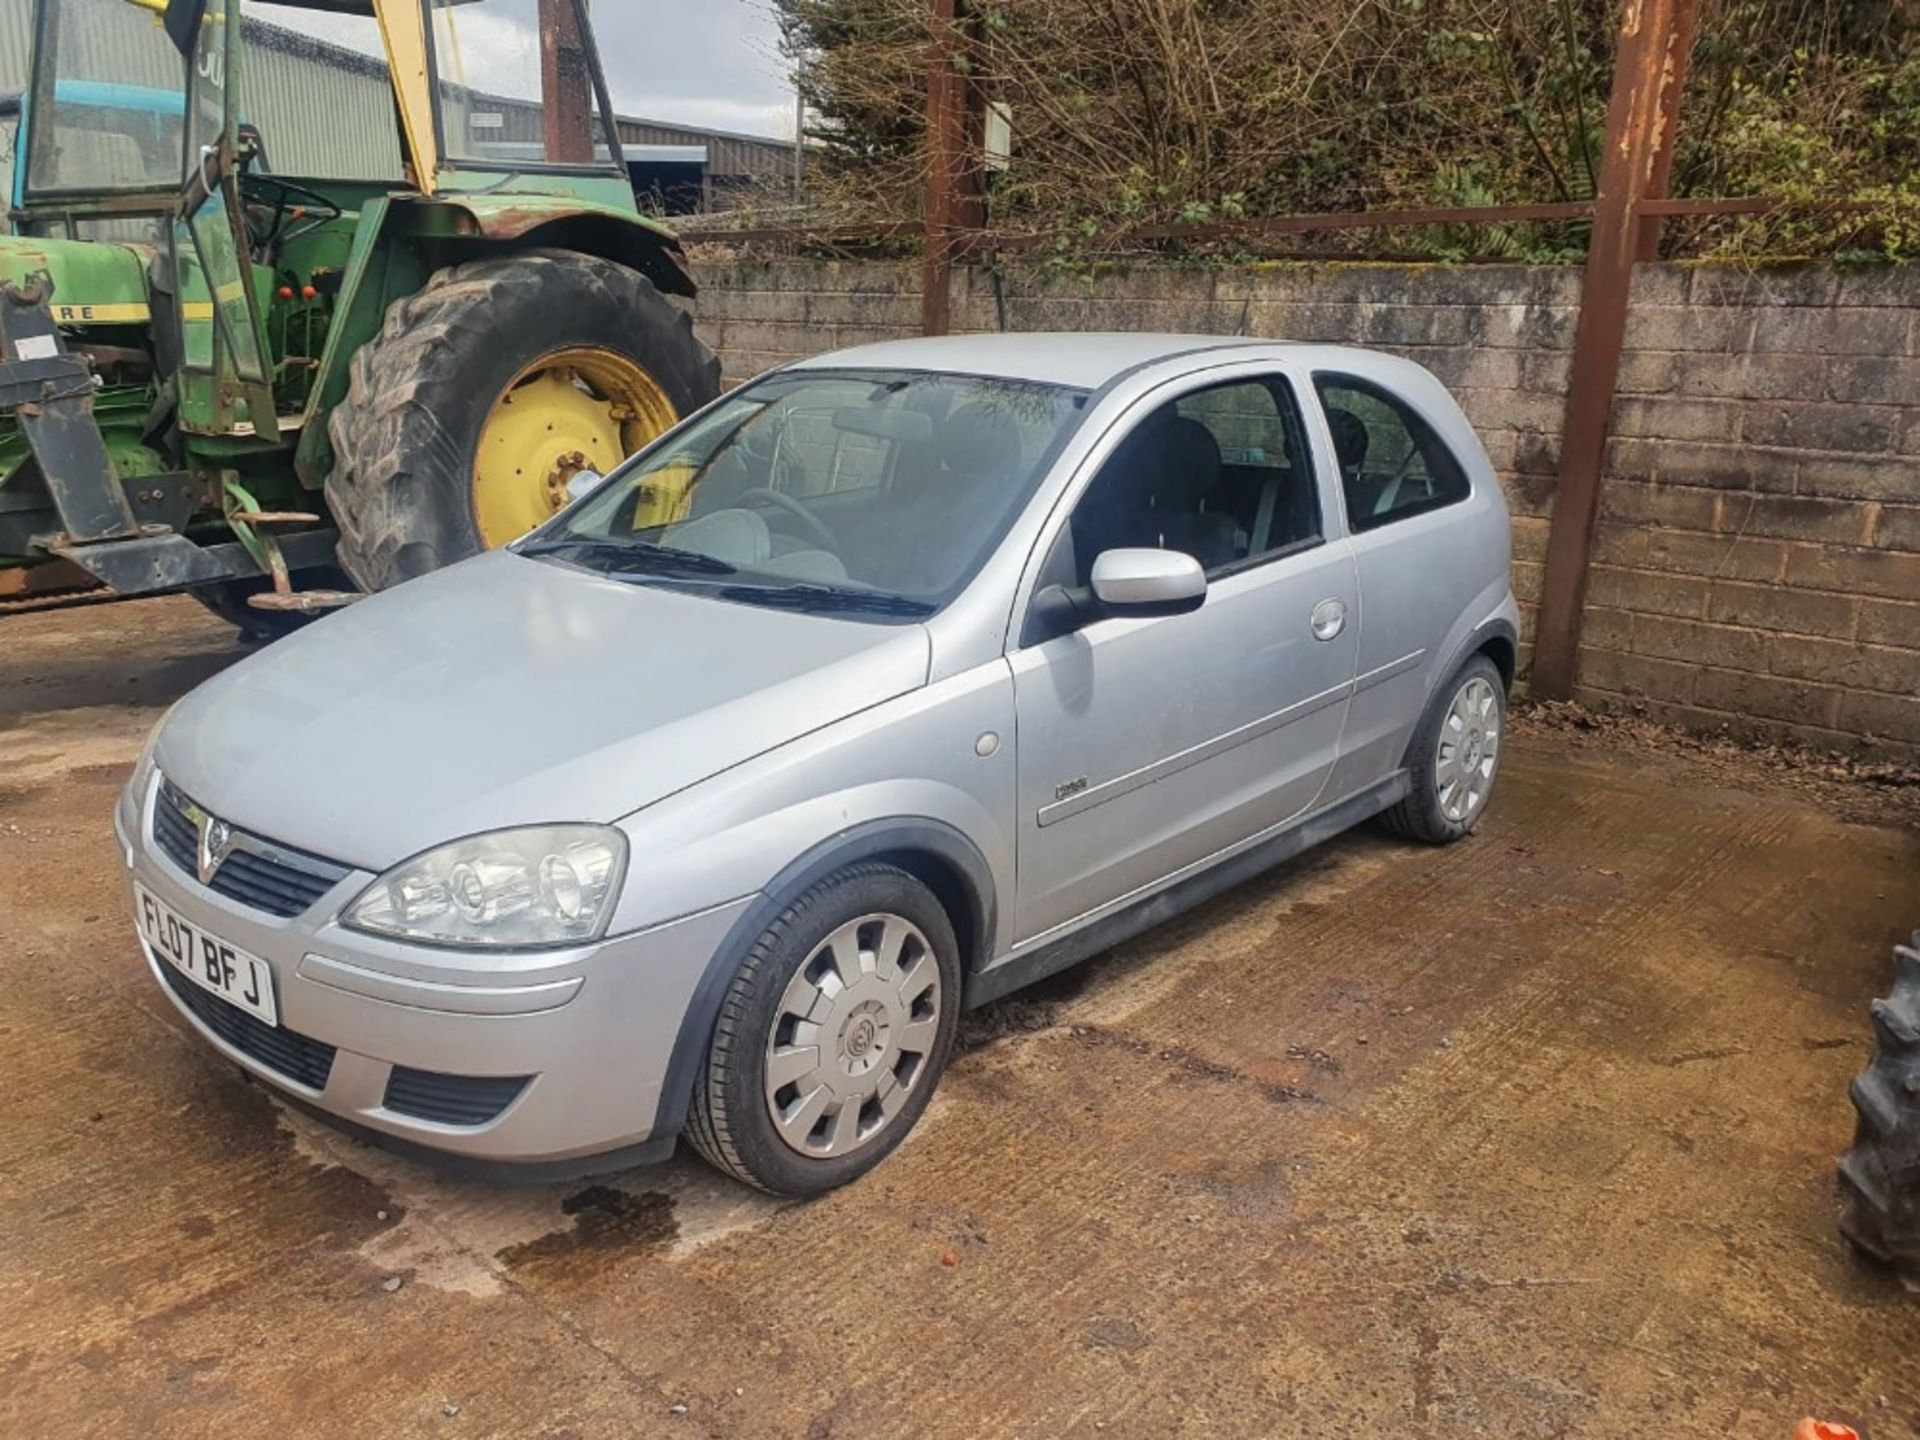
782;332;1385;391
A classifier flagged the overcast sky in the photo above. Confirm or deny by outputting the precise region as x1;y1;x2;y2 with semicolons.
592;0;794;138
236;0;796;140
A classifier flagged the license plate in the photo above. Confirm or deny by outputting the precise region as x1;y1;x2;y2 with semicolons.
135;882;278;1026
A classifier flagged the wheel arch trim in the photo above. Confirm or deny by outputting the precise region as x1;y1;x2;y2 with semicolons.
649;818;997;1141
1436;613;1519;699
1470;621;1519;690
1400;612;1516;770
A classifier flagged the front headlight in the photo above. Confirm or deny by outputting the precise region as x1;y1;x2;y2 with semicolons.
342;825;628;949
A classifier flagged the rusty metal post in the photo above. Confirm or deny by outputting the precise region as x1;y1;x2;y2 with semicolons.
1636;0;1698;262
921;0;964;336
1531;0;1692;700
539;0;594;166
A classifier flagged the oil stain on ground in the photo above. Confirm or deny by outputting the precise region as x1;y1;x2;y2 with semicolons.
496;1186;680;1277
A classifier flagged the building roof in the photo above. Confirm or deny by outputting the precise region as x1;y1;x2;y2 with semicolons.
614;116;795;151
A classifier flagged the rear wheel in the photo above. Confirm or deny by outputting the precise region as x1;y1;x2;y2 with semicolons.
1839;934;1920;1278
1381;653;1506;844
686;864;962;1196
324;249;719;592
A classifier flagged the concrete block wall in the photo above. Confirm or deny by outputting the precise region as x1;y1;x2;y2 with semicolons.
1588;266;1920;759
686;257;1919;757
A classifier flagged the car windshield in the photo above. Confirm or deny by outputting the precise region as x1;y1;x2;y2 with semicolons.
530;370;1088;619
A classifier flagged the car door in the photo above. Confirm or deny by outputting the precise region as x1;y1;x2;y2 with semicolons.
1311;371;1484;798
1007;365;1360;946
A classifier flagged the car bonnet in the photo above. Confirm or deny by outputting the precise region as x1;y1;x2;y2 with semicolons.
153;551;933;872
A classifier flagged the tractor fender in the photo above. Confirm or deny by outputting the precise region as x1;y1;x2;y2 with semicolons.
398;194;698;298
293;193;699;486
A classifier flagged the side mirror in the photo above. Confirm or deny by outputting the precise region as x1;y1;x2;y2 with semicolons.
1089;548;1207;616
564;468;608;504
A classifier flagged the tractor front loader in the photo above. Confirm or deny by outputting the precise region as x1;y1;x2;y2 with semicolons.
0;0;719;632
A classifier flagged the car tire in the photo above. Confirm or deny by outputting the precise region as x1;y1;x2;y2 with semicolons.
1380;652;1506;844
685;863;962;1197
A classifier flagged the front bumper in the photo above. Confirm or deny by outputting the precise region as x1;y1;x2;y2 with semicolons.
115;773;750;1166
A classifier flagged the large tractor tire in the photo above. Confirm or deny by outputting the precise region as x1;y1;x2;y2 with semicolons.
324;249;720;591
1838;931;1920;1278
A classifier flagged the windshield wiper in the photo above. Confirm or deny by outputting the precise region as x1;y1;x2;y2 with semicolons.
517;535;738;577
714;582;935;619
521;540;929;616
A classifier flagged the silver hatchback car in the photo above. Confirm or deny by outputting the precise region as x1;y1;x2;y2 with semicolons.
119;334;1516;1195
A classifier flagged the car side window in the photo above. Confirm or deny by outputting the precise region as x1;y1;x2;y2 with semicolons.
1313;374;1470;532
1064;376;1320;584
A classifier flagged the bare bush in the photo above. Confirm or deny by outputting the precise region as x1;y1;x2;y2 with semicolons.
762;0;1918;260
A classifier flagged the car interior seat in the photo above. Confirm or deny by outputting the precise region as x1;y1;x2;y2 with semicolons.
937;402;1025;491
1325;405;1371;485
1324;403;1390;523
1073;413;1239;578
855;401;1026;595
1143;416;1240;570
689;421;781;518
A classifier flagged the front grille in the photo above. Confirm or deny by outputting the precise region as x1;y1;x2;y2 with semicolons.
158;961;337;1090
153;779;350;919
383;1066;530;1127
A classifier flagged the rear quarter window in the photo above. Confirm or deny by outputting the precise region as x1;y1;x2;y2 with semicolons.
1313;374;1471;533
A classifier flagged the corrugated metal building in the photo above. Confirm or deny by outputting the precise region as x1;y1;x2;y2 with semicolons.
0;0;176;94
0;0;792;210
616;117;794;186
242;13;405;180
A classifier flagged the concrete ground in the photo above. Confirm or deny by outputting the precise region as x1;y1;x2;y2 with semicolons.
2;597;1916;1439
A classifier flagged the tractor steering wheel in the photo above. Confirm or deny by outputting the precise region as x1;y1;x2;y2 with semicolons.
241;174;341;258
734;487;839;554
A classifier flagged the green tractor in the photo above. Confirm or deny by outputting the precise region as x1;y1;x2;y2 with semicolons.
0;0;719;630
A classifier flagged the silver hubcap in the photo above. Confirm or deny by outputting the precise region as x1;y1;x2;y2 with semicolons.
764;913;942;1158
1436;676;1501;824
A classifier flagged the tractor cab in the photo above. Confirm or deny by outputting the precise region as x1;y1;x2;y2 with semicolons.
0;79;188;244
0;0;713;624
14;1;188;245
11;0;641;429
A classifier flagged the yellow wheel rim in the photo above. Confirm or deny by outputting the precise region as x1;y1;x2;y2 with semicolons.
472;346;678;549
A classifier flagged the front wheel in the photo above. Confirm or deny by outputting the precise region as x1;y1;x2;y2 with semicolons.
1381;653;1507;844
685;864;962;1196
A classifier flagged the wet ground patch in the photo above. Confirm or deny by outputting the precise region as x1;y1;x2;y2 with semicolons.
497;1186;681;1274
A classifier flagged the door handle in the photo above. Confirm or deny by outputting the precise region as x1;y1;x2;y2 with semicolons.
1310;598;1347;641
